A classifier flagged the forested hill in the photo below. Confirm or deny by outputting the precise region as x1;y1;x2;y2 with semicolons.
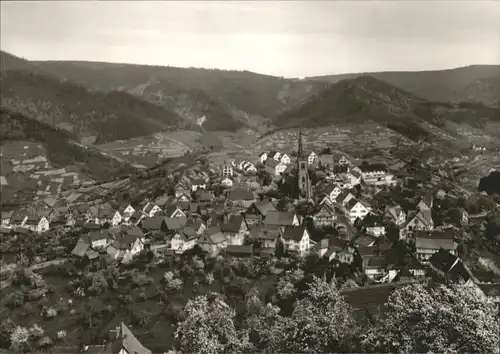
0;107;137;181
0;70;193;144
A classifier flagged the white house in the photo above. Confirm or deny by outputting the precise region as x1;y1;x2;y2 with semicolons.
281;226;311;256
359;163;389;185
325;184;343;202
191;178;207;192
87;231;109;249
416;237;457;263
270;151;282;161
385;205;406;226
345;199;371;224
169;229;199;254
241;161;257;173
221;177;234;188
308;151;317;165
24;215;50;233
222;164;234;177
280;154;291;165
142;202;162;218
259;152;268;164
119;204;136;223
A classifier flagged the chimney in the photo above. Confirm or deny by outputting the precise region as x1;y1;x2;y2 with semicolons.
109;326;120;341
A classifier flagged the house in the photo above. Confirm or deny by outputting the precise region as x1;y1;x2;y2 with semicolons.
324;184;344;202
227;188;257;208
241;161;257;173
97;207;122;227
359;163;389;185
308;151;317;165
417;193;434;210
199;227;228;256
244;200;277;226
429;249;474;286
119;203;136;223
264;211;300;227
220;215;248;245
139;215;165;235
364;256;387;280
164;205;186;218
191;178;207;192
336;154;351;166
142;202;162;218
1;210;14;226
313;203;336;228
225;245;254;258
315;238;356;264
317;154;335;172
222;164;234;177
415;235;457;263
334;190;355;206
196;190;216;204
185;217;206;235
345;199;371;224
251;225;281;249
107;322;152;354
9;211;28;227
86;230;110;249
385;205;406;226
24;215;50;233
259;152;268;163
346;170;362;186
265;159;287;176
174;183;190;199
221;177;234;188
270;151;282;161
163;217;188;235
405;209;434;234
108;231;145;263
280;153;291;165
361;213;386;237
169;227;199;254
281;226;310;256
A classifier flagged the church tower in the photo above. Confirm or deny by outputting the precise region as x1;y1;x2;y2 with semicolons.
297;127;311;200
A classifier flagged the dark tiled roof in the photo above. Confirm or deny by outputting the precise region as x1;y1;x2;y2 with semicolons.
164;217;187;231
226;245;253;256
264;211;296;226
228;188;255;201
220;215;244;233
282;225;307;241
359;163;387;173
252;200;276;217
111;322;152;354
140;215;164;231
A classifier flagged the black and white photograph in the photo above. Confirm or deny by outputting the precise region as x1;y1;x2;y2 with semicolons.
1;1;500;353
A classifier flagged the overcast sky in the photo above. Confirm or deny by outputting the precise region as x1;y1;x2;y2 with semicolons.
1;1;499;77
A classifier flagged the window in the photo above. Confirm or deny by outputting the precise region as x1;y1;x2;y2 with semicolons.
301;162;306;169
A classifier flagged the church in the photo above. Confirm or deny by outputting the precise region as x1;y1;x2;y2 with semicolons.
296;128;312;200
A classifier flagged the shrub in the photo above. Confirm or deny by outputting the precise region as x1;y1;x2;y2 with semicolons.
44;307;57;319
166;278;183;291
28;324;44;340
38;336;52;349
205;272;215;285
6;291;24;308
56;330;66;341
9;326;29;352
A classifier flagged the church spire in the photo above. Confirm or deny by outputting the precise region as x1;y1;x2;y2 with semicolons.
297;125;304;158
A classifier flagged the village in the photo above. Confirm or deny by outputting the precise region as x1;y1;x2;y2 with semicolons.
1;129;500;353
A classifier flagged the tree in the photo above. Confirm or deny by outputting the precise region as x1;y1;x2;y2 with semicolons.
10;326;29;353
174;293;251;354
361;282;500;353
280;276;357;353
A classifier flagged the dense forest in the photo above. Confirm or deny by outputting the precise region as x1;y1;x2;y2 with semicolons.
0;70;191;144
0;107;136;181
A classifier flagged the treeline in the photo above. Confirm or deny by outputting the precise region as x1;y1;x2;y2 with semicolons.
0;70;187;144
0;107;136;181
173;274;500;354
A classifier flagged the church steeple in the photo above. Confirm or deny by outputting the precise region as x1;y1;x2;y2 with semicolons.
297;125;304;158
296;126;311;200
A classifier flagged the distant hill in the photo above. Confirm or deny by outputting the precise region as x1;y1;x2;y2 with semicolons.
309;65;500;106
0;70;193;144
0;51;33;71
0;107;137;181
0;52;327;127
276;76;500;141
